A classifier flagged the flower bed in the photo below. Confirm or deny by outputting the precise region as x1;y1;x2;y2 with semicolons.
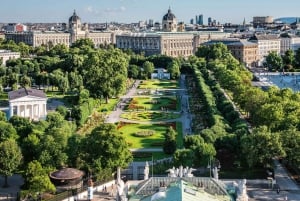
133;130;155;137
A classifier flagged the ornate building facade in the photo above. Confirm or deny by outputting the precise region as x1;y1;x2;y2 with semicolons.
162;7;177;32
5;10;114;48
116;8;230;57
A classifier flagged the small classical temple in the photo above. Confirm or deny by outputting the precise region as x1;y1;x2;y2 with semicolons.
8;88;47;121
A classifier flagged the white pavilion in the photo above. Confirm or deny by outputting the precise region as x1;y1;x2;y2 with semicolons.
8;88;47;121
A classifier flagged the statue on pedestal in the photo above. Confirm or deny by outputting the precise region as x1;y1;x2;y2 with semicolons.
144;161;149;180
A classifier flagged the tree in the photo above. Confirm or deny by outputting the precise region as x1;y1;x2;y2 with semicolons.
295;48;300;67
167;60;180;79
0;111;7;121
128;64;140;79
282;49;295;70
80;123;132;173
142;61;155;79
241;126;285;168
0;121;18;141
0;139;22;187
9;116;33;140
84;48;129;103
24;160;55;195
46;112;64;129
265;51;283;71
163;127;177;154
280;129;300;165
173;149;193;167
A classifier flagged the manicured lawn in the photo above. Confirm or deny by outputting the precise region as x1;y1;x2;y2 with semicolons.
97;98;119;112
138;80;179;89
120;111;180;121
118;122;180;148
126;97;178;111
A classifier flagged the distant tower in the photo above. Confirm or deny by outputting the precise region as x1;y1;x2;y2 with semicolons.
162;7;177;32
196;15;199;25
190;18;194;24
208;17;212;26
243;17;246;27
199;14;204;25
69;10;82;44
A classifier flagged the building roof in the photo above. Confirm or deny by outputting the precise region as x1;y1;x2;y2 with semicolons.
69;10;80;23
8;88;47;100
163;8;176;21
251;34;279;40
50;168;84;180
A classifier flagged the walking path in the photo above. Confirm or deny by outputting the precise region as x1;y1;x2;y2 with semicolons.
246;160;300;200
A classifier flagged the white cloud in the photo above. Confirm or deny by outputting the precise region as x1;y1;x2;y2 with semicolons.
104;6;126;14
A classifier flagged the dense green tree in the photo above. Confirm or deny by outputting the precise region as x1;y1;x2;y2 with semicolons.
0;121;18;141
80;123;132;172
128;64;140;79
21;133;41;164
0;139;22;187
173;149;193;167
9;116;33;140
0;111;7;121
46;112;64;129
280;129;300;166
84;48;129;103
282;49;295;71
167;60;180;79
241;126;285;168
19;75;31;88
264;51;283;71
295;48;300;67
163;127;177;154
71;38;95;49
142;61;155;79
24;160;55;195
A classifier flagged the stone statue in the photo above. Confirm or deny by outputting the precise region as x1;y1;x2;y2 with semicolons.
186;167;196;177
116;167;127;201
212;166;219;180
144;161;149;180
179;165;183;178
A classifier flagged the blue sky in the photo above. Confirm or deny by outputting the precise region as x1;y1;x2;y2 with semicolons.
1;0;300;24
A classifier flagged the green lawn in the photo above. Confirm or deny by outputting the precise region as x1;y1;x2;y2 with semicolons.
118;122;180;148
120;111;180;121
138;80;179;89
97;98;119;112
126;97;178;111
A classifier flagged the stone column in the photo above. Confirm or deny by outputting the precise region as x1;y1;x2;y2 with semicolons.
9;104;13;119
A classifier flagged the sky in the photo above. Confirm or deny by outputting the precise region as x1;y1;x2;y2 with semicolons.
1;0;300;24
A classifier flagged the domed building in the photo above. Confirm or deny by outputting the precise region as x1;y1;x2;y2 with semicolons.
162;7;177;32
69;10;87;44
69;10;81;31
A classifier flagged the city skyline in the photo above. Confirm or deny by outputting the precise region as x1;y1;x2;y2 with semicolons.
1;0;300;24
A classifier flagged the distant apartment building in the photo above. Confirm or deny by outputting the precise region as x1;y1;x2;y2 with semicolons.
249;34;280;65
280;35;300;54
5;10;114;48
0;50;20;66
227;40;259;67
5;23;27;32
253;16;273;28
204;39;259;67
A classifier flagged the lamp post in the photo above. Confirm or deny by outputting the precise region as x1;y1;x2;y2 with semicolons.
207;156;212;178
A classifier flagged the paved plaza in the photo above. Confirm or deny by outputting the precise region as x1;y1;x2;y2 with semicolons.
254;72;300;92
